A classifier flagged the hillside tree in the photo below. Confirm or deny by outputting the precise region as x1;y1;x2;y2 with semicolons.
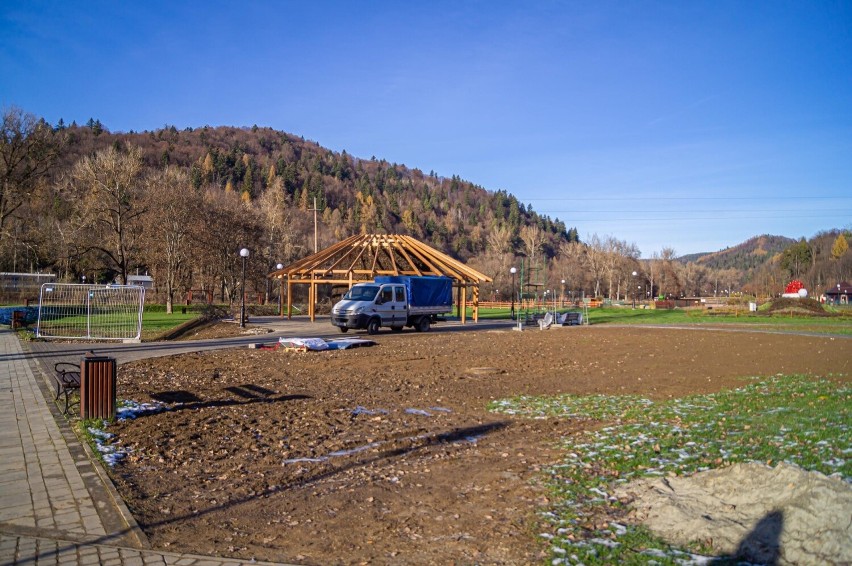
780;238;811;280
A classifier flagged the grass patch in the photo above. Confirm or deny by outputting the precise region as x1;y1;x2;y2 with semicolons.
465;305;852;335
490;375;851;564
74;417;116;466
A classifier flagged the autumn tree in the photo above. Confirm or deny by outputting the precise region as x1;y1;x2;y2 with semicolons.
71;144;145;284
831;233;849;281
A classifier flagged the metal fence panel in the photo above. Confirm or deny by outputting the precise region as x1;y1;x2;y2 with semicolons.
37;283;145;342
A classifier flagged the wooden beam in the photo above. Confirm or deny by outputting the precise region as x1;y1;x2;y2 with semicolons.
369;240;382;275
472;285;479;322
286;278;293;320
395;243;423;276
385;241;399;273
346;237;372;274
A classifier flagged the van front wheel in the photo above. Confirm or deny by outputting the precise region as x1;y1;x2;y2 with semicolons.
367;318;381;335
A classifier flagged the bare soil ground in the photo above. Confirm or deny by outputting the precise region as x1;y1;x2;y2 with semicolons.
108;325;850;565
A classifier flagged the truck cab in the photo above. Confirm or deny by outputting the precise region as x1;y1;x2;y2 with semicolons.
331;282;408;334
331;275;452;334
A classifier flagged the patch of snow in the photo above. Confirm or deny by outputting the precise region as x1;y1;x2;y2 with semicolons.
352;406;387;416
404;408;432;416
587;538;619;548
282;457;326;464
328;442;381;457
117;399;169;420
588;487;608;498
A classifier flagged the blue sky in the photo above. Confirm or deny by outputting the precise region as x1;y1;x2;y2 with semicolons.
2;1;850;257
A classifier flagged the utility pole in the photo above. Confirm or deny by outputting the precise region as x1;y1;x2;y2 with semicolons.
308;197;320;253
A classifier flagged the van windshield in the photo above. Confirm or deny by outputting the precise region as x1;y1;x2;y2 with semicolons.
343;285;380;301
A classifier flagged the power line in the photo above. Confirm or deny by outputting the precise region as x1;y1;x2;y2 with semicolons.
538;208;852;215
559;214;850;222
525;196;852;202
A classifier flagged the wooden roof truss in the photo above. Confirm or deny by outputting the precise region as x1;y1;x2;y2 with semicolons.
269;234;492;323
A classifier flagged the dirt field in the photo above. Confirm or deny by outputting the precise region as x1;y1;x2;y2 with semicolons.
107;325;851;565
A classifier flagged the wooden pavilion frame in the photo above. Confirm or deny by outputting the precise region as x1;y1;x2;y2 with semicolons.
268;234;492;323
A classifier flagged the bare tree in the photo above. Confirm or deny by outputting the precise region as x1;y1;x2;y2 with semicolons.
142;167;195;313
556;240;587;299
658;247;679;298
1;107;59;253
519;224;545;263
193;188;265;305
71;144;145;283
585;234;608;297
676;261;709;297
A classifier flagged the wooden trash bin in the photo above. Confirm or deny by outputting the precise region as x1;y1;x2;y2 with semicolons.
11;310;25;329
80;354;117;420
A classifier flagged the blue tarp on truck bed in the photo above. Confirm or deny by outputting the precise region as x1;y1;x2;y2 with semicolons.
374;276;453;309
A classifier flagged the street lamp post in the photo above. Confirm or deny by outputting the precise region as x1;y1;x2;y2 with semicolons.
239;248;250;328
632;271;637;309
510;267;517;320
561;279;566;308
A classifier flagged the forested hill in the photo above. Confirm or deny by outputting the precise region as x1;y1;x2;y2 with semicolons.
53;121;577;260
6;110;847;302
679;235;795;270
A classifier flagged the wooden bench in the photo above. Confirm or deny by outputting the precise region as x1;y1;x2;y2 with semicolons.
52;362;81;415
556;312;583;326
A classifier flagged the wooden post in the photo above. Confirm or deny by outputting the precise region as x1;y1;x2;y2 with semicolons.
286;279;293;320
460;285;467;324
309;273;316;322
473;285;479;322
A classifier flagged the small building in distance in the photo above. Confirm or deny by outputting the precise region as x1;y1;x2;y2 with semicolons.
824;281;851;305
127;274;154;290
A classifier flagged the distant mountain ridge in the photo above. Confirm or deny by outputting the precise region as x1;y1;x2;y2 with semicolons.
679;235;796;270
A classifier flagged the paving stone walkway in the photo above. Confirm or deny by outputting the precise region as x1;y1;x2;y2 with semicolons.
0;328;288;566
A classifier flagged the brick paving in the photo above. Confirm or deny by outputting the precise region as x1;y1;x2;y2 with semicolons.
0;328;291;566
